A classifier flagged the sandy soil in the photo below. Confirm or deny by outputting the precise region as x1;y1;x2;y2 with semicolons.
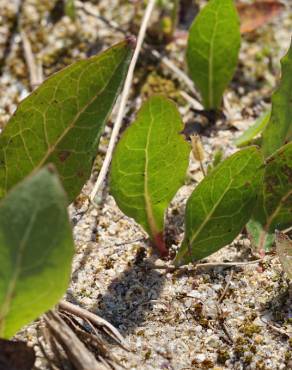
1;0;292;369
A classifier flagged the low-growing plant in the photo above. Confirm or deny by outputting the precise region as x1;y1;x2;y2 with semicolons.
109;40;292;264
0;0;291;351
109;101;266;264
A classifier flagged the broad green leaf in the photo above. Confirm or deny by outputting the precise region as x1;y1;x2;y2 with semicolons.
247;142;292;251
275;231;292;280
0;41;133;202
234;109;271;148
110;96;190;256
186;0;241;109
0;166;74;338
262;42;292;157
175;147;264;265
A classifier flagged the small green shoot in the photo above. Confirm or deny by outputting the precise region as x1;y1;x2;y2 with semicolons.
234;110;271;148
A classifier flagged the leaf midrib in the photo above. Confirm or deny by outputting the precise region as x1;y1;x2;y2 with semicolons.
208;7;219;108
35;56;125;171
188;154;254;249
144;113;159;238
189;176;233;247
2;50;128;194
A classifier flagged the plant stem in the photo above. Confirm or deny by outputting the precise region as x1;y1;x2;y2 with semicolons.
90;0;156;203
171;0;179;36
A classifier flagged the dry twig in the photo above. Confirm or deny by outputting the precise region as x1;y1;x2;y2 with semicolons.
90;0;156;202
115;236;146;246
215;270;235;343
58;310;119;366
151;49;202;107
260;317;290;338
40;304;128;370
148;259;261;272
78;2;204;111
20;30;43;90
59;300;127;349
217;269;235;303
44;311;108;370
37;327;60;370
180;90;203;110
216;303;234;344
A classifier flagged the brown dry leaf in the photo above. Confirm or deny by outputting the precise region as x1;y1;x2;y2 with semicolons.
0;339;35;370
236;1;285;34
275;231;292;280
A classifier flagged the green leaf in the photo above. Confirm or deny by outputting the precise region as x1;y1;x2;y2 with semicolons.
65;0;76;21
186;0;241;109
0;166;74;338
207;148;224;174
212;148;223;167
0;40;133;202
247;142;292;251
262;42;292;157
234;109;271;148
175;147;264;265
276;231;292;280
110;96;190;256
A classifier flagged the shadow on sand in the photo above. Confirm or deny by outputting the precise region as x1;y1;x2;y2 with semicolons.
90;257;166;336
